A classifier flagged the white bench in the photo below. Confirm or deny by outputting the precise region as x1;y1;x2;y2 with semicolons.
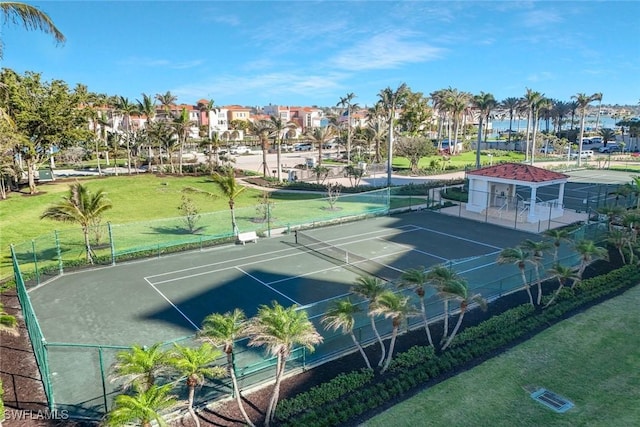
237;231;258;245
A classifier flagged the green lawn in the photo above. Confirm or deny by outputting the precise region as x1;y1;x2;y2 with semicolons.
364;285;640;427
392;150;525;170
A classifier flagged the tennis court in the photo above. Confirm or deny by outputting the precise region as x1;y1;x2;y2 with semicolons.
24;211;577;417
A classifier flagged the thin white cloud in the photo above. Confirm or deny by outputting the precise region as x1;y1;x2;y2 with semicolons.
527;71;555;82
520;9;563;27
210;14;241;26
117;57;204;70
330;31;444;71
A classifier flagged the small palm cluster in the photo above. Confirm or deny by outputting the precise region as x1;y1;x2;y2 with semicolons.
322;267;486;374
106;302;321;427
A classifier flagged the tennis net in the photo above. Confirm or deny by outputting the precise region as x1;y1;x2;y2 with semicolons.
295;231;401;282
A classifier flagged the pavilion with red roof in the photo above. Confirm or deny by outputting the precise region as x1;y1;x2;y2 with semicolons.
466;163;569;223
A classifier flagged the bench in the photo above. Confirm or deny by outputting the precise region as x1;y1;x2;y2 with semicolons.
237;231;258;245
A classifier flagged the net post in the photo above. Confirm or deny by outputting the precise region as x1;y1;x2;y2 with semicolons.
294;230;298;244
98;347;109;415
54;230;63;276
108;222;116;266
32;240;40;284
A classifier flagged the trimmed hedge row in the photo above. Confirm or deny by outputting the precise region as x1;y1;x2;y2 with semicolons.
275;264;640;427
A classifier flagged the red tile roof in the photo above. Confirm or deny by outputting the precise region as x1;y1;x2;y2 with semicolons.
467;163;569;182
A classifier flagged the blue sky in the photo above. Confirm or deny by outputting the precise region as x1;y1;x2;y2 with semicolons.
2;1;639;108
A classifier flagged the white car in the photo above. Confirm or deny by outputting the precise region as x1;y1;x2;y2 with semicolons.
230;145;251;155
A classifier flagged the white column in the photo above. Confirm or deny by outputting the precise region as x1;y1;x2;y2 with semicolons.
527;186;538;222
558;182;566;207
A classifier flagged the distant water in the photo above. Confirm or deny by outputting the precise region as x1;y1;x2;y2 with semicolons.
490;116;620;132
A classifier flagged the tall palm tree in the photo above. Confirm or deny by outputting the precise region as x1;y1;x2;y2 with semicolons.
399;267;434;346
155;91;177;120
245;301;322;426
520;239;552;305
106;384;178;427
545;263;580;308
248;119;275;177
40;182;112;264
370;291;416;372
109;344;169;392
337;92;357;163
197;99;218;139
439;278;487;351
168;343;226;427
523;88;544;163
321;298;371;370
543;228;571;263
574;239;608;281
200;309;254;427
172;108;194;175
377;83;408;186
607;228;631;265
0;1;65;58
350;275;388;367
270;115;296;181
115;96;139;174
501;97;521;146
497;247;535;306
472;92;497;168
593;92;604;132
572;92;600;166
0;302;18;336
213;168;246;235
425;264;460;343
305;125;336;167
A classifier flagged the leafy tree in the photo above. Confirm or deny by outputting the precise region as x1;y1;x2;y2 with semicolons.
497;247;535;306
399;267;434;346
395;135;436;173
370;291;417;372
40;182;112;263
351;275;388;367
168;343;226;427
245;301;322;426
397;90;432;136
106;383;178;427
178;195;202;234
200;309;254;427
322;298;371;369
109;344;169;392
0;1;65;58
439;278;487;350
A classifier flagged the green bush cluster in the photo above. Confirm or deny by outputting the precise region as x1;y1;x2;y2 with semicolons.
440;186;468;202
277;264;640;427
391;181;464;196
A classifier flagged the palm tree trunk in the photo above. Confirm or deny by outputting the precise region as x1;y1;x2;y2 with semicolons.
188;385;200;427
520;269;534;306
442;308;466;350
262;138;269;177
381;327;398;373
442;300;450;343
349;332;372;369
228;353;254;427
419;298;433;347
369;315;385;367
82;226;93;264
544;282;565;308
276;142;282;181
265;355;286;426
534;266;543;305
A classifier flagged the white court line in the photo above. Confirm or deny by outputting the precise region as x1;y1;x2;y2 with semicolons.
235;267;299;305
375;238;449;262
413;226;503;250
143;278;200;331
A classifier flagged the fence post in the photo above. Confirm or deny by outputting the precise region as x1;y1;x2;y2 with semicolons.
54;230;63;275
267;203;272;237
98;347;109;415
108;222;116;266
32;240;40;284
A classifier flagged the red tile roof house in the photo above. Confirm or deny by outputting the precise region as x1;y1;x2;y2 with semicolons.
466;163;569;223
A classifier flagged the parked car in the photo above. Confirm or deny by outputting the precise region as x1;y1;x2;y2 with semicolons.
230;145;251;155
598;144;621;153
294;143;313;151
539;146;555;154
589;137;603;144
570;150;594;159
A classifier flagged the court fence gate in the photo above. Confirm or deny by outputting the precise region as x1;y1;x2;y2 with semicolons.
10;220;607;420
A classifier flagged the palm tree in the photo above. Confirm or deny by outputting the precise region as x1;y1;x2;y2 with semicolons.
40;182;112;264
439;278;487;351
424;264;460;343
599;128;616;148
0;1;65;58
248;119;275;177
168;343;226;427
115;96;139;175
593;92;604;132
543;228;571;262
472;92;497;168
337;92;357;163
109;344;169;392
501;97;522;146
321;298;372;370
172;108;194;175
497;247;535;306
370;291;416;372
350;275;388;367
197;99;218;139
305;125;336;167
106;383;178;427
520;239;552;305
270;115;296;181
545;263;580;307
200;309;254;427
377;83;409;186
607;228;630;265
0;302;18;336
213;168;246;235
574;239;608;282
523;88;544;163
572;92;600;166
245;301;322;426
399;267;434;346
155;91;177;120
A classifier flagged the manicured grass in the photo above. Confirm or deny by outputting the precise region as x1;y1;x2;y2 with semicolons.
392;150;525;170
364;286;640;427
